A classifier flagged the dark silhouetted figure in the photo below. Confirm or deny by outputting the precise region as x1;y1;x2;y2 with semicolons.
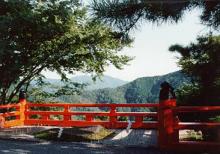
19;89;26;100
159;81;176;101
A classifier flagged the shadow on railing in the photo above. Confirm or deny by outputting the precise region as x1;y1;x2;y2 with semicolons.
172;106;220;152
158;100;220;152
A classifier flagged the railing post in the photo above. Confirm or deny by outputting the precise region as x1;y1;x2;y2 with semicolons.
0;116;5;128
19;89;27;126
42;115;48;121
158;99;177;149
19;98;26;126
63;105;69;120
135;116;143;127
63;105;70;127
86;115;93;122
110;105;117;128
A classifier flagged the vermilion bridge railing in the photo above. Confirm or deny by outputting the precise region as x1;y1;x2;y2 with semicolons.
0;99;219;152
24;102;158;128
171;106;220;151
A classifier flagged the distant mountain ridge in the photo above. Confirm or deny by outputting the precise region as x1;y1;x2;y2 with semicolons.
39;75;128;90
70;75;128;90
57;71;191;103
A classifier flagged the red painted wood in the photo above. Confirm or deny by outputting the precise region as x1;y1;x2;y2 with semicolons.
2;99;220;152
27;103;159;108
174;106;220;113
158;99;177;149
23;102;160;129
0;104;20;109
176;122;220;129
25;111;157;117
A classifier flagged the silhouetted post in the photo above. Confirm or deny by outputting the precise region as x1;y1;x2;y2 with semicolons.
19;89;26;101
158;82;177;149
19;90;27;126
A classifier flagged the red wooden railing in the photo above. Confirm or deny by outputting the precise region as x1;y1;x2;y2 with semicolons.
159;101;220;152
172;106;220;151
0;99;219;152
24;102;158;128
0;99;25;128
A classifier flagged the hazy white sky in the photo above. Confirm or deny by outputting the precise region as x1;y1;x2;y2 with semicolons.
43;8;211;81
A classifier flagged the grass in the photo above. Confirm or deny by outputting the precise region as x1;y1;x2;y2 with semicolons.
180;130;203;141
33;126;114;142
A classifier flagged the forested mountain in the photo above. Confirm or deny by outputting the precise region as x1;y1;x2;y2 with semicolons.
58;71;190;104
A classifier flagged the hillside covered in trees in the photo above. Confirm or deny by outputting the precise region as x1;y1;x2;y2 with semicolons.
39;71;190;104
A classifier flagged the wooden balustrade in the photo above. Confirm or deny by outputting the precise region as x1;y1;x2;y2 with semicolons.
0;99;220;152
0;102;23;128
24;103;159;128
159;103;220;152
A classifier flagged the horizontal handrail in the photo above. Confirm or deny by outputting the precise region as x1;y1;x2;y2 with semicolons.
27;103;159;108
176;122;220;129
0;104;20;109
173;106;220;129
25;111;158;117
173;106;220;113
0;111;21;117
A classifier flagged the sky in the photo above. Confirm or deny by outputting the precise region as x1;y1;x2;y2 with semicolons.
43;8;210;81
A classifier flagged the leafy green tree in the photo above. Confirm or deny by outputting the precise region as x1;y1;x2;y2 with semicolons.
92;0;220;32
92;0;220;105
0;0;132;104
170;35;220;141
175;83;200;106
169;35;220;105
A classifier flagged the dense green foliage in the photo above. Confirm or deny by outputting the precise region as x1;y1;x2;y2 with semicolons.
92;0;220;32
170;35;220;106
0;0;132;104
170;36;220;140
